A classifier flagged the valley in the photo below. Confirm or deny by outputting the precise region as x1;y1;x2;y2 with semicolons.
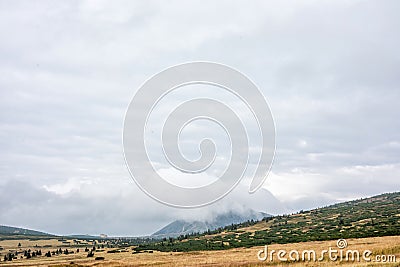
0;192;399;266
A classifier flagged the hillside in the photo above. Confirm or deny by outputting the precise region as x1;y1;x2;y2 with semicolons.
0;225;53;237
152;210;270;238
135;192;400;252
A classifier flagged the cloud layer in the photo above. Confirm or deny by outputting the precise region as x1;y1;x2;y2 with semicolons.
0;0;399;235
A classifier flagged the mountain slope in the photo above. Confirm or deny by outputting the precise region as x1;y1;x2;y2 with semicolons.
0;225;53;236
137;192;400;252
153;210;270;238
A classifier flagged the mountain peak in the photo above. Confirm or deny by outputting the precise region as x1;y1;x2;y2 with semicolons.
152;209;270;238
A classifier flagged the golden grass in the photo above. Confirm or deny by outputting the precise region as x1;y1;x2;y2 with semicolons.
0;235;399;266
0;239;90;250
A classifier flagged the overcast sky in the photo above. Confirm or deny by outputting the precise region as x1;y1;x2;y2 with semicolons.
0;0;399;236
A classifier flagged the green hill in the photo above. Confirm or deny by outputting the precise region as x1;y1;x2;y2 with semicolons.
0;225;53;238
135;192;400;252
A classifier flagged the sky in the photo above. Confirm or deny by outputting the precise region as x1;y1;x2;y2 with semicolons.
0;0;399;236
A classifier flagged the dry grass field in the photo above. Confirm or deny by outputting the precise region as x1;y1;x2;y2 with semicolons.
0;235;399;266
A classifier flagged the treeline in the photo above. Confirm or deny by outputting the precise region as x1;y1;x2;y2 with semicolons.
1;246;100;262
3;249;43;262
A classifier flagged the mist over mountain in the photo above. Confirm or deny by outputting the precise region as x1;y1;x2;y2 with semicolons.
152;209;270;238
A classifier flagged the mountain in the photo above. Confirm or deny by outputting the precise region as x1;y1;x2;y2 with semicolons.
66;234;101;240
0;225;53;236
152;210;270;238
137;192;400;252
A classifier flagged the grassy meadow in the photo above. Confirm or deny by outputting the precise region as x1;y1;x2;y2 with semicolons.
0;235;399;266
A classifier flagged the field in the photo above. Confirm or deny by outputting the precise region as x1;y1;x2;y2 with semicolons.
0;235;399;266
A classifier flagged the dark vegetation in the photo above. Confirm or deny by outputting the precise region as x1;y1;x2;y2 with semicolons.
0;236;158;262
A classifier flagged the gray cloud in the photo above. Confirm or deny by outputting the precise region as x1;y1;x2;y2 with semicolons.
0;0;399;235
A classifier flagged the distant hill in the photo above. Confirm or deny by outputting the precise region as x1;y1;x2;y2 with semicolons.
152;210;270;238
66;234;101;240
0;226;108;240
0;225;53;237
137;192;400;252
